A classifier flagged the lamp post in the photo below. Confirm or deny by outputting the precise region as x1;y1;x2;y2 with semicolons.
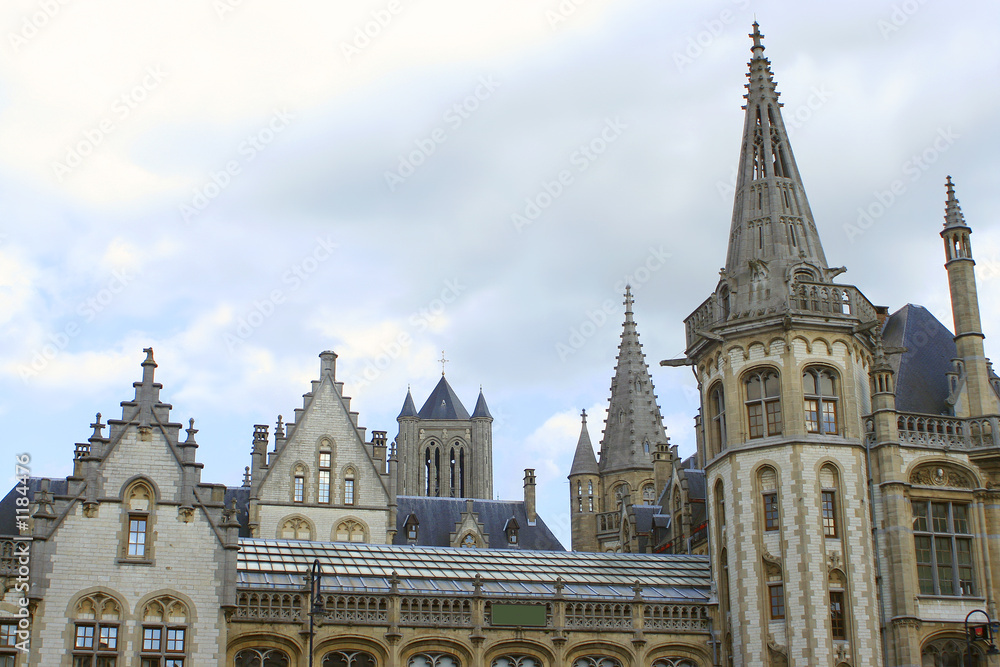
308;558;323;667
965;609;1000;666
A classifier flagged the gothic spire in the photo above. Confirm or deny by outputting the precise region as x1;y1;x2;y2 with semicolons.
598;289;668;474
569;409;599;477
723;23;829;316
943;175;968;230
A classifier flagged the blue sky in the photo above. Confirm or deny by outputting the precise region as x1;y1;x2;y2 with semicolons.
2;0;999;548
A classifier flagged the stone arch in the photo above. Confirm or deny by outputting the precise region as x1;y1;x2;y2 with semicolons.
228;631;303;665
233;647;292;666
921;633;985;666
135;590;196;624
790;334;812;354
564;640;632;667
906;459;981;489
810;336;833;355
317;635;388;667
342;464;358;505
334;517;368;543
401;637;472;667
118;475;161;504
68;588;125;621
278;514;315;540
485;638;555;666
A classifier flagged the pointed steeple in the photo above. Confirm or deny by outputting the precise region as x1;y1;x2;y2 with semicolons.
472;388;493;419
569;409;599;476
417;376;471;420
724;23;829;318
599;288;668;474
943;175;968;230
398;388;418;419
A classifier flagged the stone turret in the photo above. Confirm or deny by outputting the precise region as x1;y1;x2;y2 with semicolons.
568;409;600;551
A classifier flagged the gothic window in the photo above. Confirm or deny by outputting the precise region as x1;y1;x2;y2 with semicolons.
323;650;377;667
123;480;154;561
768;582;785;619
318;450;331;504
140;596;188;667
829;590;846;640
408;654;459;667
492;656;541;667
461;533;478;548
343;467;356;505
922;638;983;666
279;516;313;540
912;501;976;596
335;520;367;543
71;593;121;666
618;409;624;424
763;493;779;531
449;443;467;498
571;657;621;667
652;660;697;667
424;443;441;497
234;648;290;667
709;383;727;455
821;491;838;537
642;484;656;505
643;440;650;455
587;481;594;512
293;465;306;503
576;482;583;512
744;369;782;438
613;483;628;508
719;285;731;321
803;367;839;434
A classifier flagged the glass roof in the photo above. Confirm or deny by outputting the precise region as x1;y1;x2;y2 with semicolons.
236;539;711;602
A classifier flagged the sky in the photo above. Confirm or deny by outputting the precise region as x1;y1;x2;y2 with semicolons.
2;0;999;549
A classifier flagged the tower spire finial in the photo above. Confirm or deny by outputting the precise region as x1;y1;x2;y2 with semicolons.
750;21;765;58
439;350;449;376
944;176;967;229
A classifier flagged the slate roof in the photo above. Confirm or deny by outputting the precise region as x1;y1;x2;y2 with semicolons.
397;389;418;418
237;539;711;602
882;304;957;415
225;486;252;537
394;496;564;551
568;413;599;476
417;376;471;420
0;478;68;535
471;390;492;419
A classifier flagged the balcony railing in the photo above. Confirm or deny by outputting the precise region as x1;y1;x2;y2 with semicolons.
864;413;1000;450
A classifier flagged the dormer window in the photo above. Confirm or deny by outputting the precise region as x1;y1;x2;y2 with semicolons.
504;518;520;546
404;514;419;542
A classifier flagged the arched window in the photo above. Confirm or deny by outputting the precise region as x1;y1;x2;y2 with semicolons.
293;464;306;503
613;483;628;508
279;516;313;540
653;660;697;667
424;443;441;497
803;367;839;434
323;650;378;667
408;653;459;667
758;466;779;531
719;285;731;321
492;656;541;667
744;369;782;438
318;447;332;504
335;520;366;543
123;480;154;560
642;484;656;505
587;481;594;512
449;442;467;498
71;593;121;665
343;467;356;505
235;648;290;666
820;464;839;538
709;383;727;454
461;533;478;548
571;657;621;667
576;481;583;513
140;596;188;667
922;637;983;666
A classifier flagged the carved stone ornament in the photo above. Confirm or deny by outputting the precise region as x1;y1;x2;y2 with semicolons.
82;501;100;518
828;552;842;571
909;463;974;489
178;506;195;523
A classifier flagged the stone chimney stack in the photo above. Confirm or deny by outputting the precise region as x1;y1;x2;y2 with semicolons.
523;469;537;525
319;350;337;379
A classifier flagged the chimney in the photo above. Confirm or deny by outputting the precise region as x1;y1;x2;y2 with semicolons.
654;439;671;499
319;350;337;379
523;469;537;525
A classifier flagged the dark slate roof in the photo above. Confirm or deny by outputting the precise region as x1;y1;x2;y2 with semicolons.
568;415;599;476
397;389;418;418
685;469;706;502
882;304;956;415
417;376;471;420
632;505;658;533
237;539;711;602
471;390;492;419
394;496;564;551
225;486;252;537
0;478;69;535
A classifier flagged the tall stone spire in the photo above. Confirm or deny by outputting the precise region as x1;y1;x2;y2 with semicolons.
569;410;599;476
723;22;830;318
598;287;668;474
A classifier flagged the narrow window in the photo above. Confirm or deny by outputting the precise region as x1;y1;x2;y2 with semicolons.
293;475;304;503
318;451;331;504
768;583;785;619
763;492;779;531
804;368;839;434
344;478;355;505
830;591;846;640
123;481;153;561
822;490;838;537
710;384;727;453
128;517;148;557
745;370;782;438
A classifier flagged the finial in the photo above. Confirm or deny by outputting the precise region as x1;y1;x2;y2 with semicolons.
750;21;765;57
439;350;449;376
242;466;251;488
142;347;156;366
90;413;105;440
184;418;198;444
581;408;587;423
275;415;285;439
943;176;967;229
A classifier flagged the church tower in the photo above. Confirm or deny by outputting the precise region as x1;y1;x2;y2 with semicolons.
568;409;600;552
683;24;883;666
395;372;494;499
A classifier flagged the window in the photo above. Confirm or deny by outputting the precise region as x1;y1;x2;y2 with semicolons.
768;583;785;619
318;451;331;504
922;638;984;666
140;597;188;667
1;623;17;666
344;468;355;505
803;368;839;434
822;490;837;537
493;657;540;667
404;515;419;541
588;481;594;512
912;500;976;596
571;657;621;667
745;370;782;438
461;534;477;548
830;591;846;640
128;517;148;557
234;648;290;667
323;651;377;667
71;593;121;667
123;481;153;561
709;384;727;453
763;492;779;531
408;653;460;667
505;519;519;545
293;465;305;503
642;484;656;505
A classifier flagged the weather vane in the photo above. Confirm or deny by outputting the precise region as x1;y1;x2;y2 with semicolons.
439;351;449;376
